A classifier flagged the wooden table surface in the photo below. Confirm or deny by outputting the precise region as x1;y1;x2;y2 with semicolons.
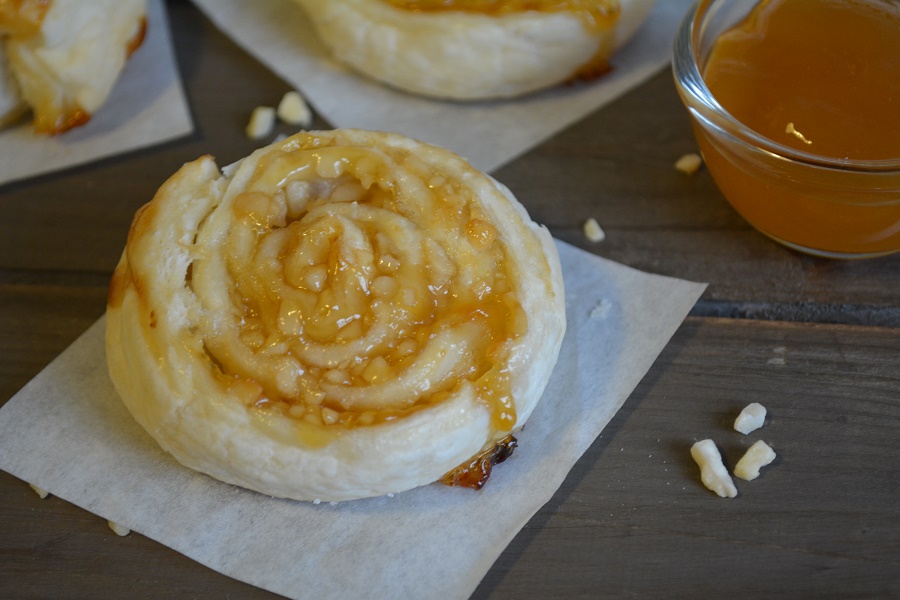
2;2;899;598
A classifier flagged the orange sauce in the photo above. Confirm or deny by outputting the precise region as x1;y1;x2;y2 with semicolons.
699;0;900;255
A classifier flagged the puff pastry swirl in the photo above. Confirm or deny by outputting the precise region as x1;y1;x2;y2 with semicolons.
0;0;146;133
106;129;566;501
294;0;656;100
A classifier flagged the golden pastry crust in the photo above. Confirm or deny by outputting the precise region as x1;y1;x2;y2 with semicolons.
294;0;655;100
106;129;566;502
0;0;146;134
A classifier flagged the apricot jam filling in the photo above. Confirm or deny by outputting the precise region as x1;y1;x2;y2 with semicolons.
193;133;527;436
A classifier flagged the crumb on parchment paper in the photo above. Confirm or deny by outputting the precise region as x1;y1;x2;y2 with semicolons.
108;520;131;536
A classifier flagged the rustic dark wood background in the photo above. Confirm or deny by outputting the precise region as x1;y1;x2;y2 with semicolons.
1;2;898;598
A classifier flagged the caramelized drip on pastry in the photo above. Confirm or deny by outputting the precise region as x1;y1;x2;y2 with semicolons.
441;434;518;489
125;16;147;58
194;133;528;436
569;46;614;82
385;0;620;33
33;105;90;135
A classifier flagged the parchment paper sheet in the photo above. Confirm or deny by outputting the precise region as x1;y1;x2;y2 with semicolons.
189;0;694;173
0;0;193;186
0;241;704;600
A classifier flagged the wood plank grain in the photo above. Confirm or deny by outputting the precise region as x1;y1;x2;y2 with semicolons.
0;283;106;403
475;317;900;598
1;316;897;598
0;470;277;600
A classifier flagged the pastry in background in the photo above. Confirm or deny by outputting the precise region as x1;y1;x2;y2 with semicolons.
294;0;656;100
106;129;566;502
0;43;25;128
0;0;147;134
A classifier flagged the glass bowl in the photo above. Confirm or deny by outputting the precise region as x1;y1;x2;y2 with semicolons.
672;0;900;259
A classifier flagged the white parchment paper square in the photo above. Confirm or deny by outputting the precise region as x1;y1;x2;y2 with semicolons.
0;0;193;186
189;0;694;173
0;241;704;600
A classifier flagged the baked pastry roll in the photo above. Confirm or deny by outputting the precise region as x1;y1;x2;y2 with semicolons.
0;0;146;134
294;0;656;100
0;43;25;128
106;129;566;502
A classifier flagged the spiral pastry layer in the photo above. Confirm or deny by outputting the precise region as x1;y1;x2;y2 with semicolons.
293;0;655;100
106;129;565;501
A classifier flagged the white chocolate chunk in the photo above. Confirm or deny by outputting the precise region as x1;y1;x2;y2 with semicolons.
675;153;703;175
583;217;605;243
734;402;767;435
734;440;776;481
107;520;131;536
29;483;49;499
277;91;313;128
245;106;276;139
690;439;737;498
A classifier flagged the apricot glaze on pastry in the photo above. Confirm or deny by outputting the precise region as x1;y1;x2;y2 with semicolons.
294;0;656;100
0;0;147;134
106;129;566;502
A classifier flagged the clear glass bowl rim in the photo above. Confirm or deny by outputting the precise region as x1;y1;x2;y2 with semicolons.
672;0;900;175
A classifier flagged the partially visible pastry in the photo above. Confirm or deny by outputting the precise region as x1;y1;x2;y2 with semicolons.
106;129;566;502
0;44;25;127
294;0;656;100
0;0;147;134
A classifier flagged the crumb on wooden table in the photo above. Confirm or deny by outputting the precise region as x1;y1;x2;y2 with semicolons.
675;152;703;175
583;217;606;242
